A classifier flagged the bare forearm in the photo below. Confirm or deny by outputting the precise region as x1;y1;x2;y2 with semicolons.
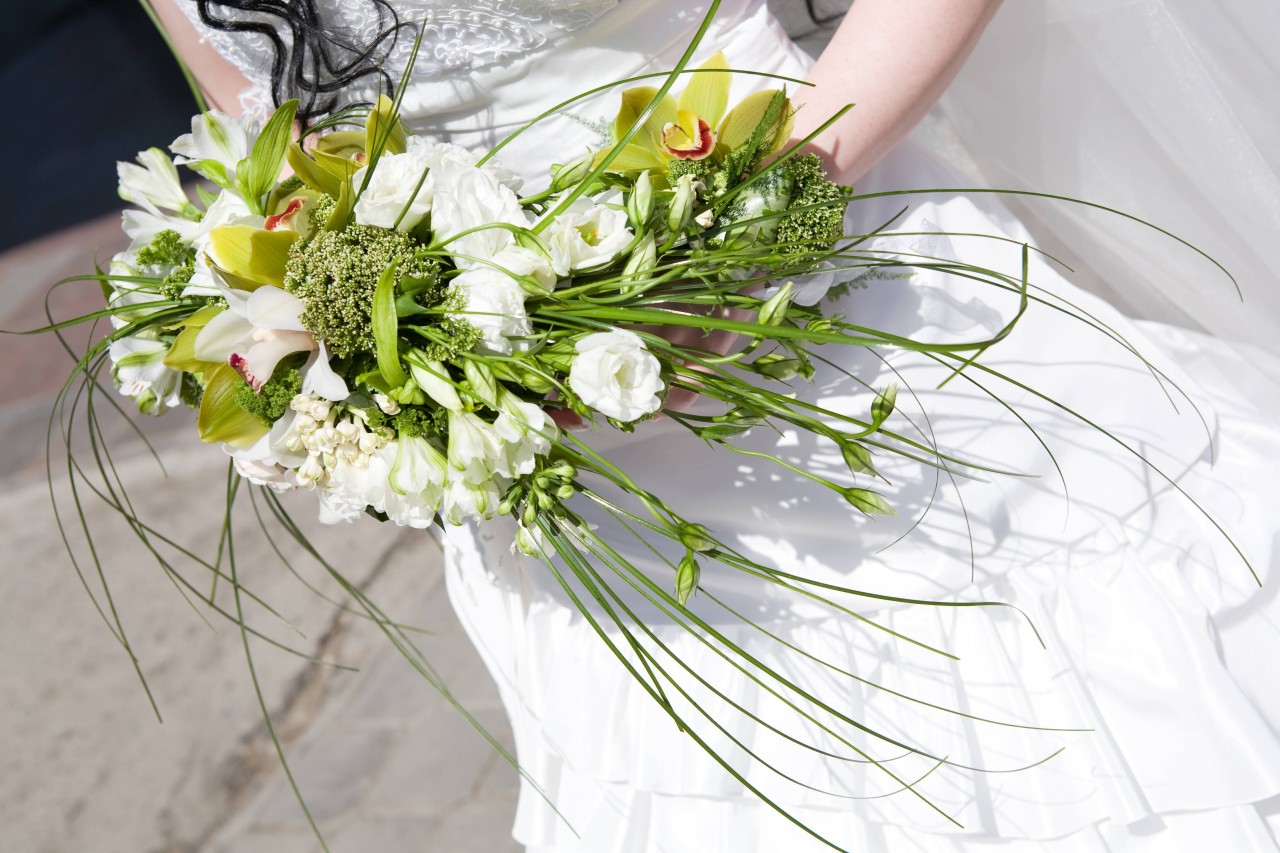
149;0;252;115
791;0;1003;183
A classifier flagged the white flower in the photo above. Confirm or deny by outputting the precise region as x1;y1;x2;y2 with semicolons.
117;148;193;217
352;141;436;232
195;283;316;393
761;261;840;307
447;410;501;484
449;266;531;355
541;197;634;277
171;110;256;187
431;159;531;266
441;470;501;525
108;336;183;415
568;330;664;422
486;245;557;296
493;392;556;477
317;454;385;523
227;434;298;492
388;435;448;502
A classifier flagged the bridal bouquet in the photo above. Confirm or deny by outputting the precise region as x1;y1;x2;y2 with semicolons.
103;55;931;585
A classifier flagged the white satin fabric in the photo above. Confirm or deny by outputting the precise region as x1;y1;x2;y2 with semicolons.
183;0;1280;849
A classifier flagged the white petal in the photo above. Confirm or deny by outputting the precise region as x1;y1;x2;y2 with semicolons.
194;309;253;362
302;341;350;402
246;286;307;332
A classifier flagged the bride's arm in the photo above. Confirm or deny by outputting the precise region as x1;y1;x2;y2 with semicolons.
148;0;253;115
790;0;1003;183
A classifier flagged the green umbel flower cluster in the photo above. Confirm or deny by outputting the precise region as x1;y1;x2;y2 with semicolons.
776;154;850;256
234;366;303;425
284;224;439;358
136;229;196;299
393;405;448;439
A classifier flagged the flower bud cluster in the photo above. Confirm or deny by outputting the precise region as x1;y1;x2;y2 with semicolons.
283;394;390;489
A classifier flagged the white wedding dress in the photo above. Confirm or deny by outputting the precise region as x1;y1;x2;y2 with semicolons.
179;1;1280;850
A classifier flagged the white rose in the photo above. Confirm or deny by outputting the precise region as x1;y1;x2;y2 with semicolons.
431;159;531;266
541;197;634;277
450;266;532;355
568;330;664;422
352;147;435;232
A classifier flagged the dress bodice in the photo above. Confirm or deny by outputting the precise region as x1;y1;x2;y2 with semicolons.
175;0;787;155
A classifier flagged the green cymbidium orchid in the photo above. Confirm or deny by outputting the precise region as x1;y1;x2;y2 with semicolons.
598;51;795;178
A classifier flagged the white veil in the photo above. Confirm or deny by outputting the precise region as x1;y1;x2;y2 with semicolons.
930;0;1280;363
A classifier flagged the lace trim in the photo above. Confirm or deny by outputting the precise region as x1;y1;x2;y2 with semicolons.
178;0;618;121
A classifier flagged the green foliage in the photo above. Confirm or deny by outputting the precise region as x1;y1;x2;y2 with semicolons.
137;229;196;269
284;224;440;358
233;366;303;425
775;154;850;256
393;405;446;439
135;229;199;299
667;158;713;184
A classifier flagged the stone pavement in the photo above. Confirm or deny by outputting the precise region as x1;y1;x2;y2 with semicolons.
0;8;847;852
0;215;523;853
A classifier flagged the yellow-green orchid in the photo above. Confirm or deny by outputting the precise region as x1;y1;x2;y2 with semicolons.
599;52;795;176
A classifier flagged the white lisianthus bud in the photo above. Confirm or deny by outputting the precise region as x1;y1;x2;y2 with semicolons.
667;174;698;236
493;391;557;477
550;151;593;191
407;354;463;411
568;330;664;422
622;232;657;282
758;280;794;327
627;171;654;229
374;393;401;415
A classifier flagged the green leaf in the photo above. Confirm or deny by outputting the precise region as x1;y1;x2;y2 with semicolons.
871;384;898;427
373;263;408;389
241;99;299;211
365;94;407;158
843;488;896;516
198;364;269;447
